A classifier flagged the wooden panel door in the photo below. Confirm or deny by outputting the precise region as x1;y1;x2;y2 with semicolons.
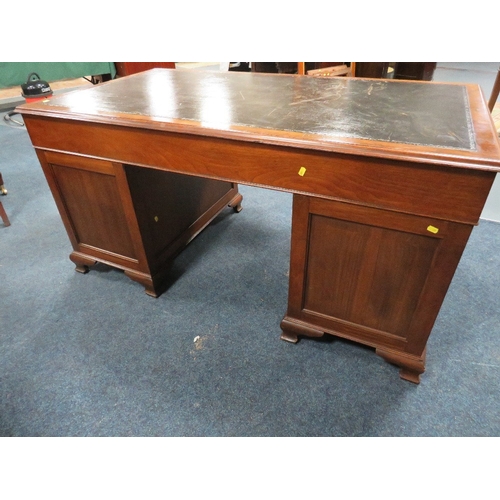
38;151;146;268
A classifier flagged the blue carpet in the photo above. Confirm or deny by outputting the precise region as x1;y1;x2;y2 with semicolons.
1;114;499;437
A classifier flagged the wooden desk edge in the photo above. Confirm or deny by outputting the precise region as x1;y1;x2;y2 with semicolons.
17;104;500;173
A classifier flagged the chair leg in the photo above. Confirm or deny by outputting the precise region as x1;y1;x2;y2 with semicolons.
0;201;11;226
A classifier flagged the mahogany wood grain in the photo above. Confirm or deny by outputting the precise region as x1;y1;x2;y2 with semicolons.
22;117;496;225
17;69;500;383
281;195;474;383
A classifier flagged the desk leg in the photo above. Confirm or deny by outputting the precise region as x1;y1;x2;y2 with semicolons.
70;252;97;274
124;269;158;298
228;192;243;213
280;317;324;343
375;347;426;384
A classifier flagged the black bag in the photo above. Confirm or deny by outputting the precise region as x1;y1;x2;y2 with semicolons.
21;73;52;99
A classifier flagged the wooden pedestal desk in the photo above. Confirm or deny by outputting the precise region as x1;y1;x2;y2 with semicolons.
17;69;500;383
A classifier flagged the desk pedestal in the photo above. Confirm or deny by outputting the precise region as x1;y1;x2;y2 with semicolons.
281;195;474;383
38;151;242;297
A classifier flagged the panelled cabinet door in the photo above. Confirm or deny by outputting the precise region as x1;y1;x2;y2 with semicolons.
39;151;142;265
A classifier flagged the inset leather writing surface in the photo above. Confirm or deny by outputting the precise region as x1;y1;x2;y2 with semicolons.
30;70;476;151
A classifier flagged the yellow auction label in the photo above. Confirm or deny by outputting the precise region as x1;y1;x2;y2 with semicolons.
427;225;439;234
298;167;307;176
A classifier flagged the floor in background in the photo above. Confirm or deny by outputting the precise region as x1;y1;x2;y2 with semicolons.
433;62;499;101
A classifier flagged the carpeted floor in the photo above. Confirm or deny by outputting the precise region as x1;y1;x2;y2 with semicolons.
0;110;499;438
